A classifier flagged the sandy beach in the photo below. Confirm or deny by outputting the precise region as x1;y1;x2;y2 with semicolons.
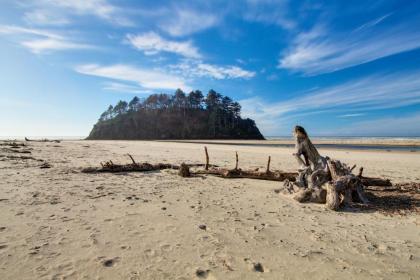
0;140;419;279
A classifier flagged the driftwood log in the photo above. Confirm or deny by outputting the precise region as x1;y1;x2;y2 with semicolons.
25;137;61;143
284;126;392;210
80;138;394;212
81;154;218;174
193;168;297;181
0;141;26;147
81;146;391;190
188;148;297;181
81;150;297;182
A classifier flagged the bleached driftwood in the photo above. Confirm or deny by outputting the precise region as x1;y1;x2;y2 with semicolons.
81;148;297;181
0;141;26;147
188;148;296;181
25;137;61;143
193;168;297;181
81;154;217;174
286;126;380;210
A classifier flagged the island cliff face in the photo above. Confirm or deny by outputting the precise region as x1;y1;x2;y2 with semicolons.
87;89;265;140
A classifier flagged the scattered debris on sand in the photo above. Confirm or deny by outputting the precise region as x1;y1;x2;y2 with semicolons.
25;137;61;143
40;162;52;169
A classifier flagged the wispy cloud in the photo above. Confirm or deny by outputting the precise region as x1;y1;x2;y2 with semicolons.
279;14;420;75
158;8;218;37
23;9;71;26
242;0;295;30
169;60;256;79
353;13;392;33
0;25;60;38
75;64;191;91
0;25;93;53
335;113;420;136
241;71;420;134
22;0;133;26
21;38;93;53
126;32;201;59
339;113;365;118
102;82;153;95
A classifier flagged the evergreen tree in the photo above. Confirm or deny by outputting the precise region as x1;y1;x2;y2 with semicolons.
88;89;264;140
128;96;140;112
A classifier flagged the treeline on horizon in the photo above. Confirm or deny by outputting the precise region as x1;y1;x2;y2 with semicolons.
88;89;264;140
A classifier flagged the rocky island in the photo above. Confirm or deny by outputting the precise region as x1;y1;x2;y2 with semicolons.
87;89;264;140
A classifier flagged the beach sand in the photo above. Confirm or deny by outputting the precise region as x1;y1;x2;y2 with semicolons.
0;140;419;279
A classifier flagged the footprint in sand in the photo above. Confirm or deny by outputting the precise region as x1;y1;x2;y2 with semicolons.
102;257;120;267
195;268;210;278
160;244;172;252
144;248;156;257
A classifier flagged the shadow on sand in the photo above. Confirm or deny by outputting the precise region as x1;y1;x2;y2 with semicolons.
342;184;420;215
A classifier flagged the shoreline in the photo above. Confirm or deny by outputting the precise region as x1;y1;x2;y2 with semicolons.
2;137;420;152
157;139;420;152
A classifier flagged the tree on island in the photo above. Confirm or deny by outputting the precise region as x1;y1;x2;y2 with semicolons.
88;89;264;140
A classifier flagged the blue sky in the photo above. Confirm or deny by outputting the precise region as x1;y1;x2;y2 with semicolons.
1;0;420;137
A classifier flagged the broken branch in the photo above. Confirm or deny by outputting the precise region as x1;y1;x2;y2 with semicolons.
204;146;209;170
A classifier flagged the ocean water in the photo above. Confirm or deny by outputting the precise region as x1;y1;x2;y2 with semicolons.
247;136;420;152
265;136;420;141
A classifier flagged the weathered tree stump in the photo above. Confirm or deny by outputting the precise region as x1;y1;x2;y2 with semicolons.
286;126;373;210
178;163;191;177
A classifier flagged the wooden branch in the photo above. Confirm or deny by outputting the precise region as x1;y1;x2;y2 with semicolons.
82;157;218;174
358;167;364;177
0;141;26;147
82;161;179;173
25;137;60;143
235;151;238;170
266;156;271;174
1;147;31;154
193;168;297;182
204;146;209;170
127;154;136;164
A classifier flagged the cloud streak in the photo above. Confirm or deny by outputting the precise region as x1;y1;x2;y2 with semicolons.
126;32;201;59
158;8;218;37
75;64;190;91
24;9;71;26
334;113;420;136
242;0;296;30
102;82;153;95
25;0;133;26
241;71;420;134
279;14;420;75
169;60;256;80
0;25;94;53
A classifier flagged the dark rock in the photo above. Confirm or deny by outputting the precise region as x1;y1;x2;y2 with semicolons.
253;262;264;272
103;258;116;267
198;224;207;230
